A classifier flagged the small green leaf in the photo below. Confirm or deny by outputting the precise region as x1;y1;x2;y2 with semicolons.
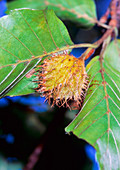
7;0;97;27
65;40;120;169
0;9;73;98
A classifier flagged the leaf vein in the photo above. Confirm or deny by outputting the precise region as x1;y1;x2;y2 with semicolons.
105;70;120;93
104;61;120;78
0;24;34;56
54;14;69;46
74;97;105;130
0;46;20;60
43;10;58;49
0;59;41;98
109;96;120;110
110;111;120;127
78;82;102;114
78;111;107;137
0;65;16;86
110;129;120;167
107;83;120;101
18;11;47;53
0;61;31;98
87;59;99;73
94;130;107;147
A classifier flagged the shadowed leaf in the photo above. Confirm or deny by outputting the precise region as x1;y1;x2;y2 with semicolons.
7;0;97;27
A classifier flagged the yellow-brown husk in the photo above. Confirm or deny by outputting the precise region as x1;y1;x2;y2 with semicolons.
36;54;88;109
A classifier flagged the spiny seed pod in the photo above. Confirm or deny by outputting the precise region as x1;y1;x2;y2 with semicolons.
35;53;88;109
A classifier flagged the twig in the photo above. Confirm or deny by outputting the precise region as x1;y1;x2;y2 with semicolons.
116;0;120;28
99;8;110;24
109;0;117;27
94;28;113;46
79;28;114;60
96;19;111;29
23;144;43;170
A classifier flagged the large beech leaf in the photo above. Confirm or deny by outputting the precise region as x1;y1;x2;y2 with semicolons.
65;40;120;169
0;8;73;98
7;0;97;27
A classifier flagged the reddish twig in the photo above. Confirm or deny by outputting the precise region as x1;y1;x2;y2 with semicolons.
109;0;117;27
116;0;120;28
99;8;110;24
23;144;43;170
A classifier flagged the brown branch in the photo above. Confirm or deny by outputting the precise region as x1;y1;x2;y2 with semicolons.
99;8;110;24
94;28;113;46
109;0;117;27
116;0;120;28
80;27;114;60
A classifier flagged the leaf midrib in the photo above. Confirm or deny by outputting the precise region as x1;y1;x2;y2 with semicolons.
96;55;120;167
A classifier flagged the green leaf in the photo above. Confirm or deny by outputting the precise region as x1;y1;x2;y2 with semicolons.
7;0;97;27
0;8;73;98
65;40;120;169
